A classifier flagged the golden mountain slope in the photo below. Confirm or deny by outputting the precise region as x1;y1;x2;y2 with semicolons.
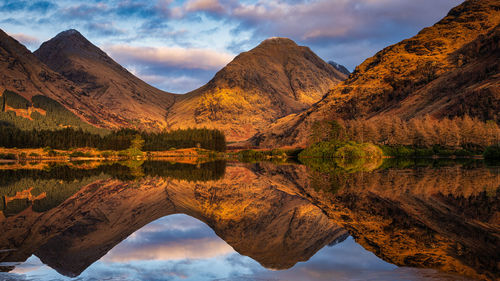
253;0;500;148
35;30;179;130
0;29;108;127
166;38;347;141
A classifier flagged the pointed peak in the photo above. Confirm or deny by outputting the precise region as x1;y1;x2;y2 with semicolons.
35;28;108;62
328;61;351;76
54;29;84;39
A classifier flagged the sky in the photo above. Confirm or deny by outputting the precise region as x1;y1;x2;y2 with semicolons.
1;0;462;93
4;214;467;281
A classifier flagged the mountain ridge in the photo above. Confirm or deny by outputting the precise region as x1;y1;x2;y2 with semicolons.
253;0;500;148
166;37;347;141
0;28;110;128
35;29;179;131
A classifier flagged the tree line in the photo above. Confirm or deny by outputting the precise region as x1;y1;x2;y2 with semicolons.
311;115;500;151
0;127;226;152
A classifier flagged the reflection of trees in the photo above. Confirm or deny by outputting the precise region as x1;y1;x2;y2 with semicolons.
301;157;382;194
0;160;227;216
292;160;500;280
0;164;342;277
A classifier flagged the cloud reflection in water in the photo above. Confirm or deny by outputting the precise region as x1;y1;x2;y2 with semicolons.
4;214;470;281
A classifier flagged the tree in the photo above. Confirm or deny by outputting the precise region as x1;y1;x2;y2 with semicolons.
123;134;144;158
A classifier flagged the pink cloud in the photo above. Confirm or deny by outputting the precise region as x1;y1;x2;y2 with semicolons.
105;45;234;70
102;237;234;262
185;0;225;14
8;32;40;47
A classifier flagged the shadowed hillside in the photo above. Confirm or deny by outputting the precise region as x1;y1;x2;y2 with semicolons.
35;30;179;130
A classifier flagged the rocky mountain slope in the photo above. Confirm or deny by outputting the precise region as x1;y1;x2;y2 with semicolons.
35;30;178;130
166;38;347;141
0;29;108;128
253;0;500;147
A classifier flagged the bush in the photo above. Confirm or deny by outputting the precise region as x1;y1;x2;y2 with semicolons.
335;143;383;160
335;144;365;159
484;144;500;160
300;141;382;160
454;149;474;157
414;148;434;157
29;152;39;157
100;151;114;158
0;153;17;160
69;151;91;158
299;141;343;158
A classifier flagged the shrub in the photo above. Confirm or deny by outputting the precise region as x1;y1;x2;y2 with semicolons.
335;143;383;160
484;144;500;160
300;141;382;160
69;151;87;158
101;151;114;158
454;149;474;157
0;153;17;160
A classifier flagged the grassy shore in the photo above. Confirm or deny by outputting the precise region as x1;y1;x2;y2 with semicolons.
0;147;221;161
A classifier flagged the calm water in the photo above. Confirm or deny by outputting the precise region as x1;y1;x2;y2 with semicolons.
0;159;498;281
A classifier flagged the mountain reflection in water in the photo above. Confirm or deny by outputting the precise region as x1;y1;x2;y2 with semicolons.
0;159;498;281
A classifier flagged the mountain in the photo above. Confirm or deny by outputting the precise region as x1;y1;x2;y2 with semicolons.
253;0;500;147
0;164;346;276
165;37;347;141
1;162;497;280
0;29;109;130
328;61;350;76
35;30;178;130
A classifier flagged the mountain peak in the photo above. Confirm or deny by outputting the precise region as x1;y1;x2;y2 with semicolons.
34;29;176;130
252;0;500;148
36;29;111;65
168;35;348;141
55;29;82;38
44;29;95;52
258;37;298;48
328;61;350;76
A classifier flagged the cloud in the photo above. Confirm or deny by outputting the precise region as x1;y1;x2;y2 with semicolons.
105;45;233;92
59;3;108;20
185;0;226;14
227;0;460;42
106;45;234;71
103;237;234;262
135;73;207;93
0;0;461;87
0;0;27;12
28;1;57;13
8;33;40;47
101;214;234;262
85;22;126;36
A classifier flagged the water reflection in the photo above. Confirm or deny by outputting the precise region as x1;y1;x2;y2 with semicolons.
0;159;498;280
4;215;471;281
